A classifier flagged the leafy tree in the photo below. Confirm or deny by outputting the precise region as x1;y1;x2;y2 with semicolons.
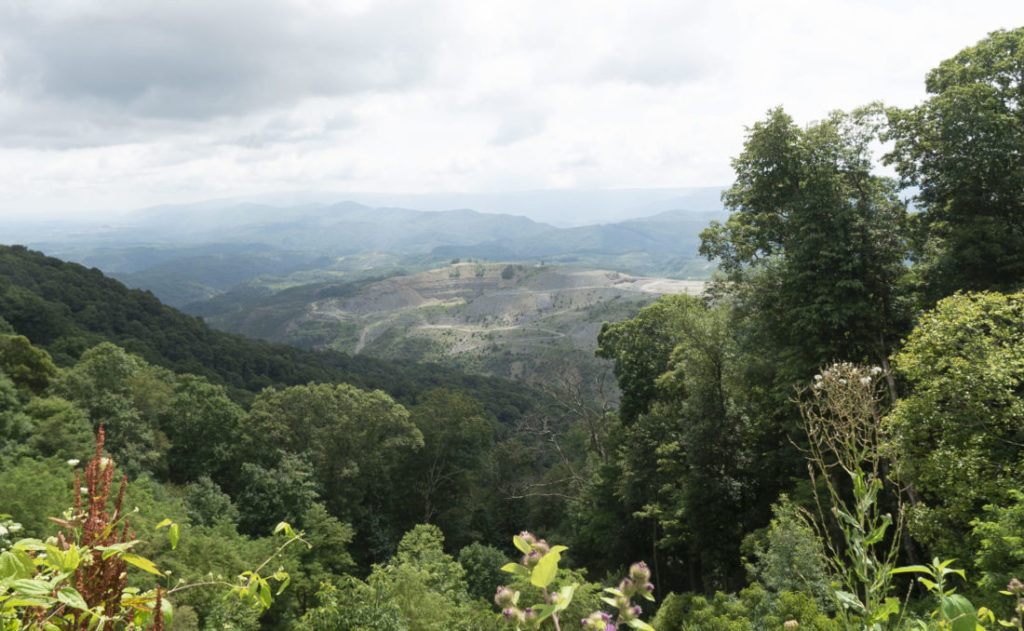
184;476;240;528
0;456;72;538
887;291;1024;564
0;334;58;395
397;389;493;545
160;374;245;485
459;542;509;602
234;453;320;536
241;382;423;549
364;524;497;631
589;294;759;592
300;577;406;631
701;107;909;385
885;28;1024;301
53;342;173;477
743;495;831;608
23;395;95;461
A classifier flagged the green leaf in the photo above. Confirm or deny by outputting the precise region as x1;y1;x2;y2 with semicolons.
169;523;179;550
530;548;563;588
834;589;866;615
259;580;272;609
123;553;162;576
943;594;977;631
627;620;656;631
501;562;529;576
12;539;46;552
0;550;35;581
12;579;53;596
55;587;88;611
891;565;932;575
155;519;173;530
533;604;557;621
97;542;135;560
553;583;576;613
160;596;174;628
273;522;293;537
512;535;531;554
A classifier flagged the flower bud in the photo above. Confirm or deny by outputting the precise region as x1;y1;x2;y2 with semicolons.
629;561;651;585
1008;578;1024;595
517;531;536;546
619;577;635;596
523;549;542;569
533;539;550;554
494;586;516;608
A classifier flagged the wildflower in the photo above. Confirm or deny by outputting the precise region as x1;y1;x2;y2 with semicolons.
494;586;516;608
629;561;651;584
784;620;799;630
67;459;80;467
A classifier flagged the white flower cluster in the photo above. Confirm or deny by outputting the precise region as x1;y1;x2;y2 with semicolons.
812;362;883;389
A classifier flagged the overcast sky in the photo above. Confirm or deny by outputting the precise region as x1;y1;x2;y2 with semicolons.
1;0;1022;219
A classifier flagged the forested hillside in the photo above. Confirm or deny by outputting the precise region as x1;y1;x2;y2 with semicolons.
1;27;1024;631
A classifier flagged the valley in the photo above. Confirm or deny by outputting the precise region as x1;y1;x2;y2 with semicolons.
193;261;704;384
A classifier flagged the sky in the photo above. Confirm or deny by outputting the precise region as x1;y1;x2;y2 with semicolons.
1;0;1022;220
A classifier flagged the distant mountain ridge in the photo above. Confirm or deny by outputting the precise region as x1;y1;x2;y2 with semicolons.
11;194;725;307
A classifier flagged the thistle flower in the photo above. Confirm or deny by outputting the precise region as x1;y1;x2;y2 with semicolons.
494;586;516;608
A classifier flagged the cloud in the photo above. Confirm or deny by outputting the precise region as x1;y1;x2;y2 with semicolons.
0;0;447;145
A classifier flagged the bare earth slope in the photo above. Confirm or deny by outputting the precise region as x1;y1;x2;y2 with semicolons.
209;262;703;383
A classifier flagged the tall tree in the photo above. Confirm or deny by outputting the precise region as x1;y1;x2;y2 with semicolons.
701;107;910;387
886;28;1024;301
887;291;1024;563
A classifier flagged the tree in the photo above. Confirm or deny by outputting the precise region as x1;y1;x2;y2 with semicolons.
886;291;1024;563
241;382;423;553
701;107;909;387
397;389;493;544
590;294;759;592
52;343;172;478
0;334;58;396
885;28;1024;301
159;374;245;485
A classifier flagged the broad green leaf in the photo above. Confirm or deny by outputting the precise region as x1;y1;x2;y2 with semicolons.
4;596;54;607
553;583;576;613
627;620;656;631
169;523;179;550
512;535;531;554
943;594;977;631
530;549;562;588
12;539;46;552
0;550;35;581
534;604;557;621
834;589;866;614
56;587;88;611
501;562;530;576
123;553;162;576
98;542;135;560
12;579;53;596
155;519;173;529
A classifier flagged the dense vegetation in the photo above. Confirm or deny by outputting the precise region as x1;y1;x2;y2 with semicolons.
2;27;1024;631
